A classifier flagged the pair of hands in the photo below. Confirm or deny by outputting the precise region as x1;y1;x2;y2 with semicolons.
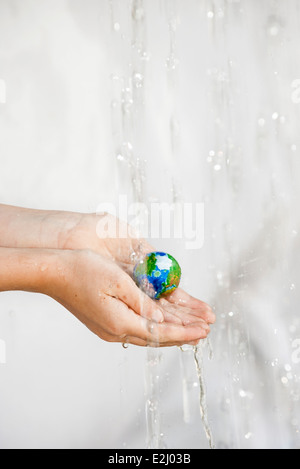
51;213;215;347
0;206;215;347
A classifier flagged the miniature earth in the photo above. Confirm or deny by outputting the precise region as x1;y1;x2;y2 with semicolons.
133;251;181;299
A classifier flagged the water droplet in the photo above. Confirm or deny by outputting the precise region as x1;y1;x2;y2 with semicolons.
279;115;286;124
258;118;266;127
122;88;133;113
272;112;279;120
133;72;144;88
290;283;295;291
114;22;120;32
166;53;179;71
228;311;234;317
214;164;222;171
269;24;279;36
116;153;125;162
207;11;214;19
281;376;288;385
140;50;150;61
111;99;118;109
245;432;252;440
132;6;144;21
291;144;297;152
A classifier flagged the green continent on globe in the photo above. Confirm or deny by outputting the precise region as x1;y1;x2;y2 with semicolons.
133;251;181;299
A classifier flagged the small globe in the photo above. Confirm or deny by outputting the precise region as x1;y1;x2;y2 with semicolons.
133;251;181;299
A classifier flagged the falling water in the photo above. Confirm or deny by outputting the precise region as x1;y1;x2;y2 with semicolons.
1;0;300;450
107;0;300;449
193;343;215;449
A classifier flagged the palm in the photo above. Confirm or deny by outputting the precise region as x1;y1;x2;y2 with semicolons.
93;214;215;327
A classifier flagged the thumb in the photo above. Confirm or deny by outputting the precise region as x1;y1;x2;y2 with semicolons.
113;271;164;323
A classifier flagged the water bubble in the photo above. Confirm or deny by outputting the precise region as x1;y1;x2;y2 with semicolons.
272;112;279;120
214;164;222;171
290;283;295;291
245;432;252;440
281;376;288;385
207;11;214;19
228;311;234;317
114;22;120;32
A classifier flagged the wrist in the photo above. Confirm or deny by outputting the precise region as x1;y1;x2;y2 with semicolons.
0;204;87;250
0;247;70;296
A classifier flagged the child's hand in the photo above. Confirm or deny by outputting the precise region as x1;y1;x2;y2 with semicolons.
60;213;216;328
48;249;211;347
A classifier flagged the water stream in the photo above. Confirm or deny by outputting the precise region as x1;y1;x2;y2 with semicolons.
107;0;300;449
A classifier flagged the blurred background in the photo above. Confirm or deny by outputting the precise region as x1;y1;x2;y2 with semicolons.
0;0;300;449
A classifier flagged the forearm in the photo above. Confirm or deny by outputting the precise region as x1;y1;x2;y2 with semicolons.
0;204;86;250
0;246;64;294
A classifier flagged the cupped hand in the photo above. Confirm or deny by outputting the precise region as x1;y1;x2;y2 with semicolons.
49;249;211;347
63;213;216;328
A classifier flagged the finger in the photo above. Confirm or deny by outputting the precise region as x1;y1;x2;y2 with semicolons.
122;313;209;346
158;298;211;330
167;288;216;324
108;271;164;323
95;297;209;347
